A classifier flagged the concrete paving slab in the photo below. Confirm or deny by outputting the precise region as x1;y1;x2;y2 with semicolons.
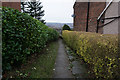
53;39;74;78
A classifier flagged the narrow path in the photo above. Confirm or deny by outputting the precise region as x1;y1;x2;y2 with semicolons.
53;39;74;78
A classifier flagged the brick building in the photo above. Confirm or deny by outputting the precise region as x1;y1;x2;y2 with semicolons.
2;0;21;11
73;1;106;33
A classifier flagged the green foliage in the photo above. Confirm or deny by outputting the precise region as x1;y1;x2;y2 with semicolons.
62;30;119;78
62;24;71;30
5;41;59;78
21;0;45;24
2;7;59;71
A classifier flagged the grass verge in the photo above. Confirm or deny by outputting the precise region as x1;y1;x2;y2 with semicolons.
4;40;59;78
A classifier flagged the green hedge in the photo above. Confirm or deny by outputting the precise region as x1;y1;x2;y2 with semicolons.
2;7;59;71
62;30;119;78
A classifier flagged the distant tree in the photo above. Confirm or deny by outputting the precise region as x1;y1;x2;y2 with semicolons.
21;0;45;24
62;24;71;30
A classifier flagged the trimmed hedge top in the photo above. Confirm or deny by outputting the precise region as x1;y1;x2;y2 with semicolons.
62;30;119;78
2;7;59;71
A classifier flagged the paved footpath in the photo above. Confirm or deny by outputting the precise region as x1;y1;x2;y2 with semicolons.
53;39;74;78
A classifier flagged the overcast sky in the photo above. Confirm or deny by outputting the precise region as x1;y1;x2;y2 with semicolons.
40;0;76;23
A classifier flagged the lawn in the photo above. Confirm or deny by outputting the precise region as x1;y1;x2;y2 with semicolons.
4;40;59;78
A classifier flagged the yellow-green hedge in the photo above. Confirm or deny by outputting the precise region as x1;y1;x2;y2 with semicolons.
62;30;119;78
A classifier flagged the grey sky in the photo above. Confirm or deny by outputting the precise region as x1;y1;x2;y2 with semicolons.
40;0;76;23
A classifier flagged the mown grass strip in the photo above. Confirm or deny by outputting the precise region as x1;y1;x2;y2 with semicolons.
5;40;59;78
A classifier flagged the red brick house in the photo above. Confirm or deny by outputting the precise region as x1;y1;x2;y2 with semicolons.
2;0;21;11
73;1;106;33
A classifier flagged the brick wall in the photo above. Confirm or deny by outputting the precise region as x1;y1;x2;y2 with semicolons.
73;2;88;31
73;2;106;33
2;2;21;11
